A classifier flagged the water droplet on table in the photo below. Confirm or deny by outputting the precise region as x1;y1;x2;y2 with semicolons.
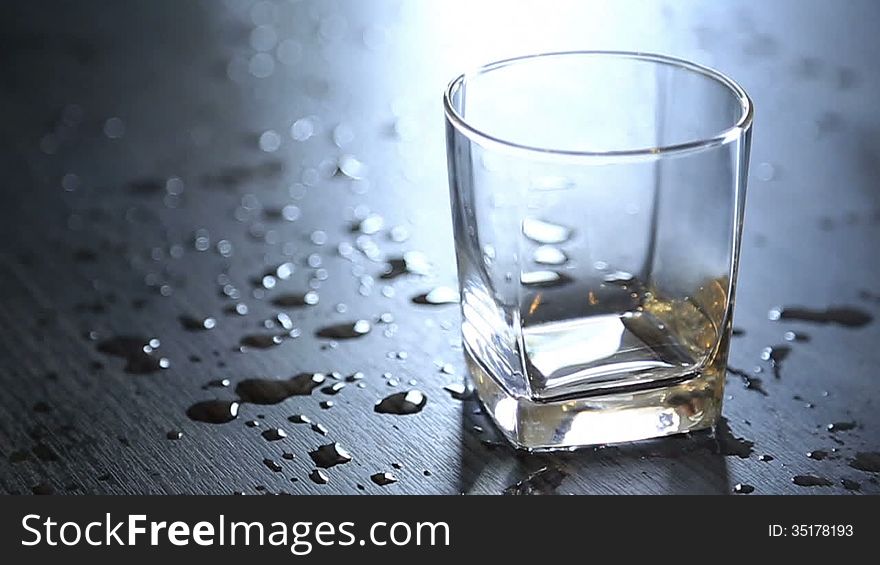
783;330;810;342
792;475;833;487
32;482;55;495
309;443;352;468
503;467;567;495
239;334;284;349
166;430;183;440
849;452;880;472
733;483;755;494
760;345;791;379
338;155;367;179
370;472;398;486
262;428;287;441
309;469;329;485
713;418;754;458
322;382;346;395
179;316;216;331
726;367;768;395
202;379;231;390
768;306;872;327
374;390;427;415
827;421;857;433
357;213;384;235
186;400;240;424
272;291;320;307
96;336;169;374
264;458;283;472
236;373;327;404
316;320;371;339
841;478;861;491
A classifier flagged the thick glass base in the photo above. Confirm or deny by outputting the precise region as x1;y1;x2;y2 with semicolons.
466;348;723;451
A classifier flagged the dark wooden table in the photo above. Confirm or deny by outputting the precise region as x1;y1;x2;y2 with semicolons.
1;0;878;495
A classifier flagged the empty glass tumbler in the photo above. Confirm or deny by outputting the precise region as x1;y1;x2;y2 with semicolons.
444;51;752;450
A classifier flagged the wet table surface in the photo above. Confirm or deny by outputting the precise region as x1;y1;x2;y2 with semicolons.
1;0;879;495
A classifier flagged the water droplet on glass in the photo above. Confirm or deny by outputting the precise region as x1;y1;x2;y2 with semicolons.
412;287;459;305
374;390;427;415
521;271;571;287
309;443;352;468
532;245;568;265
443;383;473;400
186;400;240;424
522;218;572;244
531;176;574;192
603;271;635;284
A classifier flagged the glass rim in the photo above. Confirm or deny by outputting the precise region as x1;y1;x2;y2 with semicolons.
443;50;754;161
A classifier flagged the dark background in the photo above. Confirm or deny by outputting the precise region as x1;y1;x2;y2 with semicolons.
0;0;878;495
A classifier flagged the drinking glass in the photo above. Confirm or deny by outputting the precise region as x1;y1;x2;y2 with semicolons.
443;51;753;451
